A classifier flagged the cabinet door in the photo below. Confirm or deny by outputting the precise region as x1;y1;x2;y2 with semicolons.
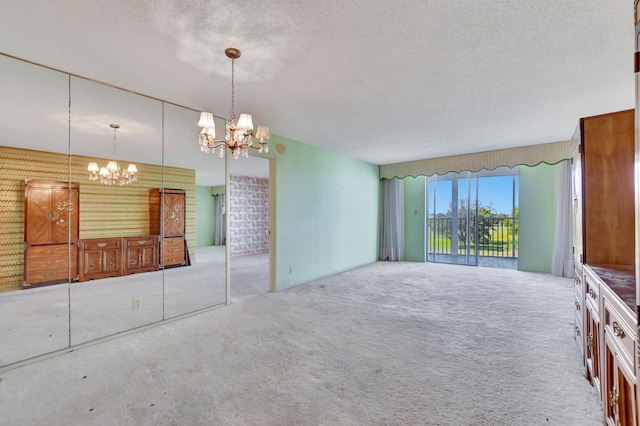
50;187;79;243
126;246;142;270
140;246;156;269
163;193;184;237
605;334;638;426
82;250;102;277
585;305;600;391
25;187;53;244
102;248;120;274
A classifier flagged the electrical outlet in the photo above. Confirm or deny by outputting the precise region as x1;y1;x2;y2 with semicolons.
132;297;142;310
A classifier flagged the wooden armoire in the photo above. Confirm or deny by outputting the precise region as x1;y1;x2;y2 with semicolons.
150;188;187;268
572;110;638;426
23;180;80;287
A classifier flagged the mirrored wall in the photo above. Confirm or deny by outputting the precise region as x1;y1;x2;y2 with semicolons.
0;53;227;367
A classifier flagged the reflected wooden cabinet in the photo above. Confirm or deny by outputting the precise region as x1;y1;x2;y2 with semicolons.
79;237;121;282
150;188;187;268
23;180;80;287
79;235;159;281
123;235;158;275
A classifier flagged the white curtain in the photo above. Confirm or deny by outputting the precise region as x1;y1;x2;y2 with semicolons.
213;194;225;246
551;161;573;277
380;178;404;261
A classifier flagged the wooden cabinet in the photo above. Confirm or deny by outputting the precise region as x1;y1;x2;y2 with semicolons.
123;235;158;275
150;188;187;268
23;180;80;287
79;237;121;281
571;110;638;424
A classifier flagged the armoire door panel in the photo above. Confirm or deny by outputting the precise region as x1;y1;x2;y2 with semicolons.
25;187;53;244
50;187;79;243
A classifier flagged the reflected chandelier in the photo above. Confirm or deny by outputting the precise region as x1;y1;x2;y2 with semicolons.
87;124;138;186
197;48;270;159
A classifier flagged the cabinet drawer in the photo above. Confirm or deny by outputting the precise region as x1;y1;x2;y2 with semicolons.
163;237;183;247
124;236;156;248
603;297;636;369
26;267;77;283
82;238;121;250
573;290;583;318
574;273;583;300
26;243;75;258
583;271;599;312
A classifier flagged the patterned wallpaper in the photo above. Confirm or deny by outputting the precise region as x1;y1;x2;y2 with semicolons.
228;176;269;256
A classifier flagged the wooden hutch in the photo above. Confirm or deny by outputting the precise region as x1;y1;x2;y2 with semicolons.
150;188;187;268
23;180;80;287
572;109;638;425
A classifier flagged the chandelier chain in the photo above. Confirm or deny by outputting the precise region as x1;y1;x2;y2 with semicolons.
230;58;235;120
112;126;117;160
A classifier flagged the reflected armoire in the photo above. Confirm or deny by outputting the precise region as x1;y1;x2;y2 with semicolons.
23;179;80;287
150;188;187;268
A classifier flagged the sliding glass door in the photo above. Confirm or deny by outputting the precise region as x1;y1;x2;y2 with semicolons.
427;167;518;268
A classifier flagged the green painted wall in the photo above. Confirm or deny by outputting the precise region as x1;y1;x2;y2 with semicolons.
271;135;380;291
404;176;426;261
518;163;556;272
195;185;216;247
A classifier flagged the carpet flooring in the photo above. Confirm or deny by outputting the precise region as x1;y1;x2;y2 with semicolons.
0;260;602;425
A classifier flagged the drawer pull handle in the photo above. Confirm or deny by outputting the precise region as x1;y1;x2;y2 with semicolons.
586;333;593;350
612;321;625;338
575;326;581;337
574;276;581;286
138;240;146;245
167;249;174;253
588;289;596;299
574;302;581;311
97;242;107;248
44;272;57;277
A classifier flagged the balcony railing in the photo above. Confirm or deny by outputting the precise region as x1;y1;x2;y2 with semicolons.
428;216;518;258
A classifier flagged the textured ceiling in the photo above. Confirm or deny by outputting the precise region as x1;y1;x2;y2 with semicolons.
0;0;635;183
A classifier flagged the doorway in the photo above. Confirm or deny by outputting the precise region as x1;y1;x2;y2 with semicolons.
228;155;271;297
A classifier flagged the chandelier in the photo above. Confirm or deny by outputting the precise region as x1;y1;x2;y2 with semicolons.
87;124;138;186
197;48;270;159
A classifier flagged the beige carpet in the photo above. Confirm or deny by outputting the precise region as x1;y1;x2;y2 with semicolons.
0;260;602;425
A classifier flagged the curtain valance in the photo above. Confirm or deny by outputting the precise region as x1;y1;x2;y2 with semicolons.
379;140;572;180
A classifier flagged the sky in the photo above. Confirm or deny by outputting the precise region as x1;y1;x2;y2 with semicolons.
430;175;518;215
